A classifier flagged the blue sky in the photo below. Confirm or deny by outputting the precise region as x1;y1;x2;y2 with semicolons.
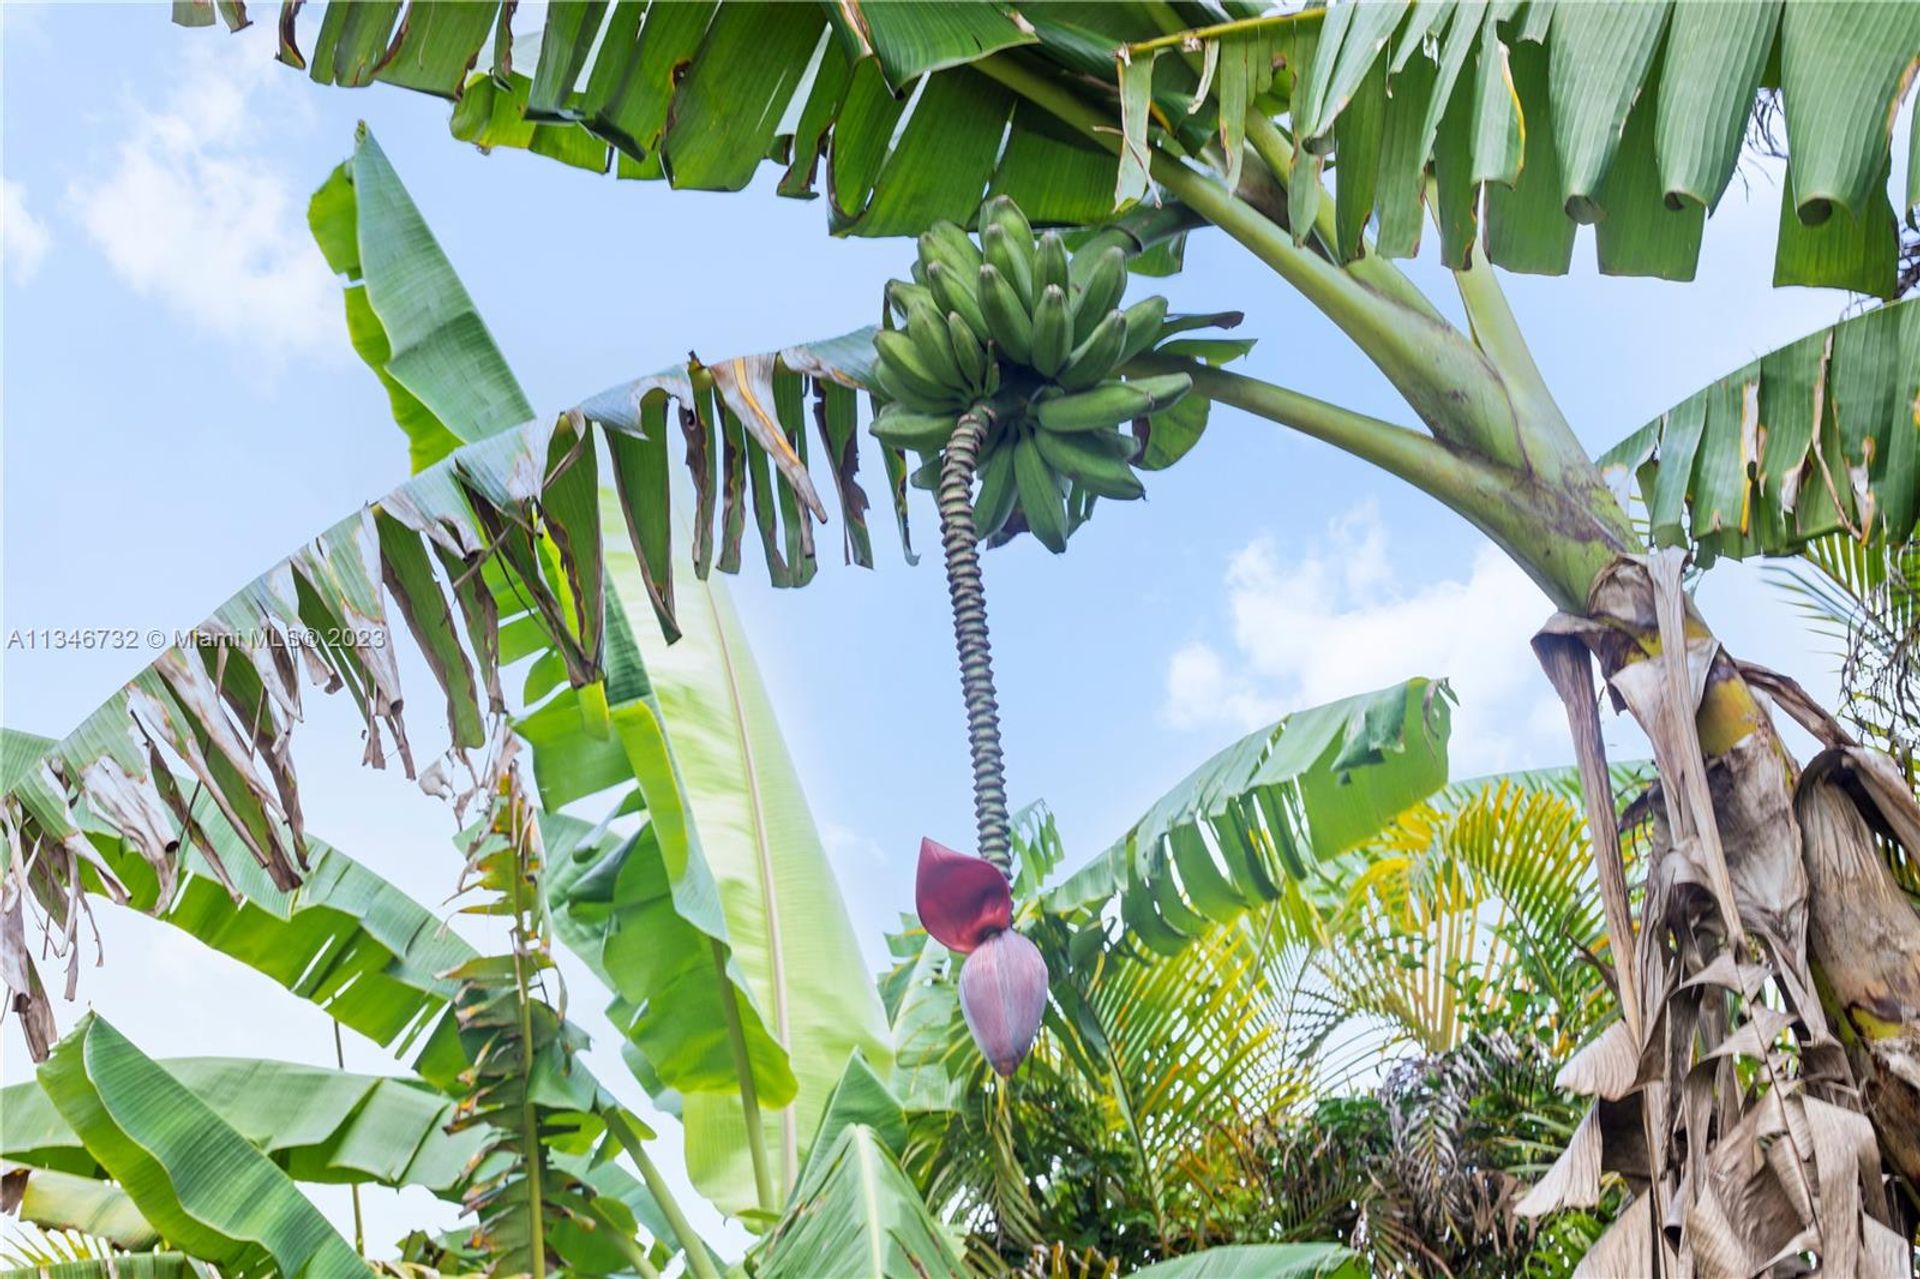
1;3;1896;1252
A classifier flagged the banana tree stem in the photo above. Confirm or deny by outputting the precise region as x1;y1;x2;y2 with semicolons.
1124;354;1461;492
938;409;1012;874
1446;232;1587;476
710;940;777;1215
607;1112;724;1279
1139;355;1629;609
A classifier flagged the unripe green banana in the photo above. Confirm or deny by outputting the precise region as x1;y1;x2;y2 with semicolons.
982;223;1034;310
886;279;939;324
981;195;1034;258
1035;230;1069;295
973;442;1017;540
875;329;963;409
919;222;982;278
947;311;988;390
1033;427;1146;501
903;299;968;392
925;261;989;346
1070;246;1128;343
1012;434;1068;553
1029;284;1072;378
871;405;960;451
1033;372;1191;433
1058;308;1127;391
872;356;956;415
978;264;1034;365
1116;295;1170;365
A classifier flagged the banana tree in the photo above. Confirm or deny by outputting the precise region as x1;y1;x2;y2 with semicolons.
174;2;1920;1270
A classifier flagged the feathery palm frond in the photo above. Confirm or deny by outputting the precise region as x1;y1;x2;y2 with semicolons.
1772;534;1920;768
1319;779;1616;1059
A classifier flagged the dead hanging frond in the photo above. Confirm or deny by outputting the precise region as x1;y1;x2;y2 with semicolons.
1530;548;1916;1277
0;330;883;1058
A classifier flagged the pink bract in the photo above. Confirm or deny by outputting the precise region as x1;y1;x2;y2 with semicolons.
914;836;1012;954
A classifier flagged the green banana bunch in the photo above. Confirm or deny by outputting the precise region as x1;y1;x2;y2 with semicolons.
869;195;1207;553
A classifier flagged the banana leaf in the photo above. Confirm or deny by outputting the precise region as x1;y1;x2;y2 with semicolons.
0;1164;161;1249
35;1015;370;1278
310;126;531;473
749;1123;968;1279
1046;677;1453;955
1;727;469;1063
4;1056;487;1194
1600;296;1920;565
182;2;1919;293
526;515;893;1216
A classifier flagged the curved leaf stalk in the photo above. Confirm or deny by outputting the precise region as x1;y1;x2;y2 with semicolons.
938;409;1011;872
604;1111;723;1279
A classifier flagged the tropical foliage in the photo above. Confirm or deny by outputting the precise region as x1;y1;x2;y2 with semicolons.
7;1;1920;1274
878;764;1647;1275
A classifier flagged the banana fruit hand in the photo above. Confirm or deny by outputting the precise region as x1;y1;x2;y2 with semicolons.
870;195;1202;553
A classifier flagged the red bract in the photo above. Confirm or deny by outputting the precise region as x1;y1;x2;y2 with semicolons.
959;928;1048;1077
915;837;1011;954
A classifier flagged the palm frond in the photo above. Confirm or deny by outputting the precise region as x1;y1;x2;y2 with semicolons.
1319;779;1614;1058
1770;533;1920;769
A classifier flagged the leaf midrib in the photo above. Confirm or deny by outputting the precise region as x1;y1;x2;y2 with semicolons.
700;579;796;1187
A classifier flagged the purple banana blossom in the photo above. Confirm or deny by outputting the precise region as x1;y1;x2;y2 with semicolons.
915;837;1047;1075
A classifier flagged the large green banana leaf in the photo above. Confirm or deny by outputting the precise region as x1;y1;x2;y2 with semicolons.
310;126;531;473
35;1015;370;1278
1047;677;1452;954
1600;296;1920;564
749;1124;969;1279
181;2;1920;294
5;1056;487;1194
524;514;894;1216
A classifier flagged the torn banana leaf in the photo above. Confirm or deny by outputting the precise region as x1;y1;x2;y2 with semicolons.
2;727;469;1061
1599;296;1920;565
186;2;1919;292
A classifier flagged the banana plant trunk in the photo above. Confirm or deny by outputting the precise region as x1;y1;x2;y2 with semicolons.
1529;539;1920;1266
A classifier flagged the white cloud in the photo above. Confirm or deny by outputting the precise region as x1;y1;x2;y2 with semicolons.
1164;502;1581;776
4;179;51;281
68;37;339;356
